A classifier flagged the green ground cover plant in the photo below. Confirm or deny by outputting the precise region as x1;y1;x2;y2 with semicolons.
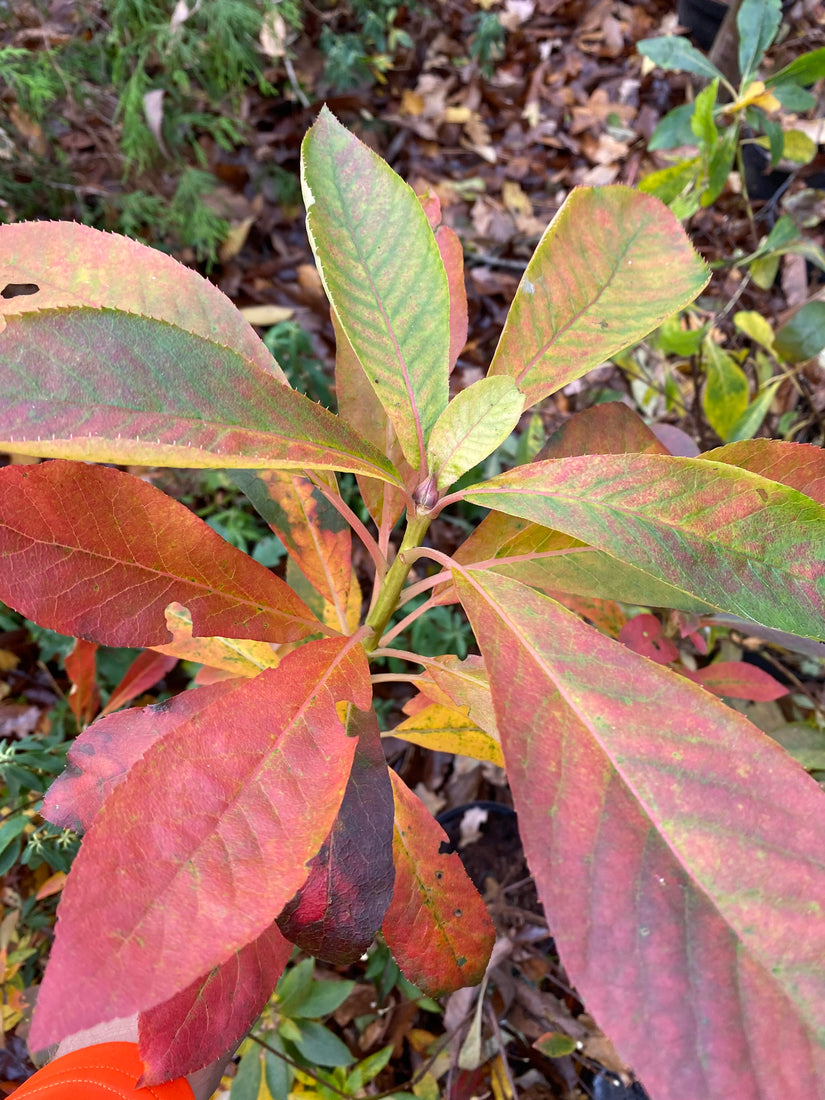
638;0;825;222
0;0;420;261
2;108;825;1100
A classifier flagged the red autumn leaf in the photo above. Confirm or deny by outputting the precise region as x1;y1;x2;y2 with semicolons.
43;680;240;832
456;568;825;1098
277;707;395;963
684;660;789;701
618;614;679;664
138;922;292;1085
64;638;100;725
435;225;469;371
382;770;494;997
233;469;352;629
100;650;178;718
0;461;319;647
703;438;825;506
30;637;371;1049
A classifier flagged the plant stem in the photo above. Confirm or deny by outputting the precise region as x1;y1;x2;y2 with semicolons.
363;510;432;653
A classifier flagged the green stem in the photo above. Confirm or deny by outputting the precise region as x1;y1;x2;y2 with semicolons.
363;511;433;654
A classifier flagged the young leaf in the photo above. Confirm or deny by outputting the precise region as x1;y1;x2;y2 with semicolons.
637;35;725;81
382;770;495;996
233;469;353;633
455;569;825;1099
277;707;395;964
426;377;524;491
738;0;781;85
301;107;450;469
0;221;283;381
487;187;709;407
462;453;825;640
0;309;399;482
0;462;319;647
30;637;371;1049
138;923;293;1085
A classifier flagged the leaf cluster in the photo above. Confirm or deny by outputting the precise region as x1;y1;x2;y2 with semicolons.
2;108;825;1100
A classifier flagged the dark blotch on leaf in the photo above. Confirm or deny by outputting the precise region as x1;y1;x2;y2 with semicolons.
1;283;39;299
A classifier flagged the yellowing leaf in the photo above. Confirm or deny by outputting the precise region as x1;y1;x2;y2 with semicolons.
702;336;749;441
727;80;781;115
150;603;280;676
388;703;504;766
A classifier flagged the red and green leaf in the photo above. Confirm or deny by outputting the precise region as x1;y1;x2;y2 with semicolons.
0;221;284;380
301;107;450;469
487;187;709;408
30;637;371;1048
455;568;825;1099
463;452;825;640
0;308;398;482
277;707;395;963
138;922;292;1085
702;438;825;504
382;771;495;997
0;462;319;647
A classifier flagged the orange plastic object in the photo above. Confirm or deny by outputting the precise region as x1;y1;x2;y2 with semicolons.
11;1042;194;1098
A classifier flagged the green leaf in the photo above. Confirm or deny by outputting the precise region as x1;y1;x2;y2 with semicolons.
702;337;749;441
767;47;825;88
462;452;825;640
774;302;825;363
647;103;697;151
292;1020;354;1067
301;107;450;469
231;1045;263;1100
691;79;719;151
638;158;702;206
738;0;781;84
426;377;524;491
703;127;738;206
488;187;709;407
637;35;724;81
276;958;316;1017
291;979;355;1018
726;379;781;442
769;82;817;111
